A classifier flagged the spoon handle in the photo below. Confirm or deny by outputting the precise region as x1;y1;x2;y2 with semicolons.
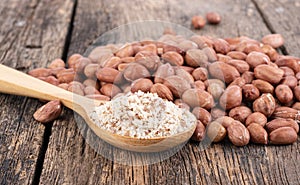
0;64;91;110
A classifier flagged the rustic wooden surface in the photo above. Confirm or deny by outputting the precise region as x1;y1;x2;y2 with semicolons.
1;0;300;184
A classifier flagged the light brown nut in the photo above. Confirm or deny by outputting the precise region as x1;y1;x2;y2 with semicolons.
269;127;297;145
67;84;84;96
211;108;227;121
123;63;151;82
275;56;300;73
206;12;221;24
208;61;240;84
96;67;123;84
241;71;254;84
101;56;122;69
38;76;59;86
161;51;184;66
192;107;212;126
100;84;122;98
117;63;130;72
191;120;206;142
228;106;252;124
178;66;194;74
48;59;65;69
261;34;284;48
242;84;260;101
281;76;298;89
115;44;135;58
213;38;231;54
292;102;300;110
84;86;100;95
33;100;62;123
246;51;270;68
261;44;279;62
178;40;198;52
266;118;299;133
192;67;208;81
182;89;214;109
83;79;100;89
247;123;268;144
214;116;234;128
185;49;209;68
192;15;206;29
163;75;191;98
217;54;232;63
275;84;293;104
150;83;173;101
87;47;112;63
227;121;250;146
85;94;110;101
175;67;195;85
202;47;217;62
219;85;242;110
28;68;52;78
253;93;276;117
280;67;295;77
206;121;227;143
58;83;69;90
73;57;92;73
84;63;99;78
154;63;175;83
227;51;247;60
205;79;226;89
294;86;300;101
121;57;135;63
226;59;250;74
245;112;267;127
131;78;153;93
193;81;206;90
190;35;209;49
67;54;82;68
228;77;246;88
252;79;274;94
254;64;284;84
207;82;225;100
50;67;65;77
135;51;160;71
138;44;157;54
56;69;76;83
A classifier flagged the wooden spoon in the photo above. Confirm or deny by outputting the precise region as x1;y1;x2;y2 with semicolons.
0;64;196;152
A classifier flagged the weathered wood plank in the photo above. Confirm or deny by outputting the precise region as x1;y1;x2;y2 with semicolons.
253;0;300;57
0;0;74;184
40;0;299;185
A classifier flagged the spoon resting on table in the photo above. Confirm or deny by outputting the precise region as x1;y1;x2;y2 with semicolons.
0;64;196;152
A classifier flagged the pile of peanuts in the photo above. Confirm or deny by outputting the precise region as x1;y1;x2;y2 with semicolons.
29;31;300;146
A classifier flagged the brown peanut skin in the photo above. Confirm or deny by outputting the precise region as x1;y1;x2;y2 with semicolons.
123;63;151;82
191;120;206;142
185;49;209;67
272;106;300;121
219;85;242;110
206;121;227;143
208;61;240;84
182;89;214;109
161;51;184;66
294;86;300;101
96;67;123;84
275;84;293;104
247;123;268;144
150;83;173;101
269;127;298;145
163;75;191;98
246;51;270;68
28;68;52;78
131;78;153;93
33;100;62;123
265;118;299;133
228;106;252;124
245;112;267;127
192;107;212;126
242;84;260;101
215;116;234;128
206;12;221;24
227;121;250;146
262;34;284;48
252;79;274;94
100;84;122;98
254;64;284;84
253;93;276;117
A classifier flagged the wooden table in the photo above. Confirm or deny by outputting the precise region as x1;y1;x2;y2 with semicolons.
1;0;300;184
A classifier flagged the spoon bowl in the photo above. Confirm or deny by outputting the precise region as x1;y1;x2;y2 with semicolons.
0;64;196;152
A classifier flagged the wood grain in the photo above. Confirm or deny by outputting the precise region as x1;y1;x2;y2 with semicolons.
40;0;299;185
0;0;74;184
253;0;300;57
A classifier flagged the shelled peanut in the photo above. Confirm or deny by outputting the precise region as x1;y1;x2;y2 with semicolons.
29;32;300;146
